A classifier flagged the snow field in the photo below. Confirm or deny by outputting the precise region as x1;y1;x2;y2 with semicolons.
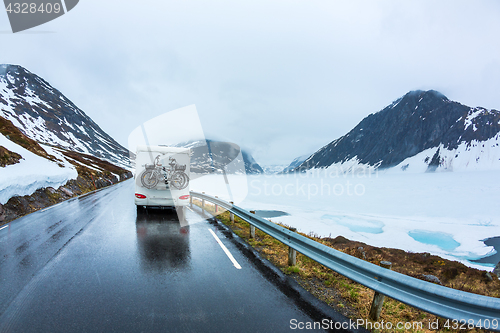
191;171;500;270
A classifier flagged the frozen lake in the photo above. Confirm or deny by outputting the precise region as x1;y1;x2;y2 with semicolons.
191;169;500;270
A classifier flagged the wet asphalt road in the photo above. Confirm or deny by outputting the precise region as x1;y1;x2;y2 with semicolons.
0;180;324;332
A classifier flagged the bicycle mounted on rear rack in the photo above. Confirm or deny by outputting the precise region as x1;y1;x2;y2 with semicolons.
139;155;189;190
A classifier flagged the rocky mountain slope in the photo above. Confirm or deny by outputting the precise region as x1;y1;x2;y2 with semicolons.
292;90;500;172
0;65;133;224
0;115;132;224
0;64;130;169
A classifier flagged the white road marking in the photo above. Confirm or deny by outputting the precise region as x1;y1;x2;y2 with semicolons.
208;228;242;270
40;201;64;213
0;224;9;231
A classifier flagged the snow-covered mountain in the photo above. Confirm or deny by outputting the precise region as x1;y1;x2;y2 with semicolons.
0;64;130;169
291;90;500;173
262;165;287;174
175;139;263;174
0;64;133;223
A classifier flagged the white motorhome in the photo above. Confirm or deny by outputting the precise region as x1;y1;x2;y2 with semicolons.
134;145;191;213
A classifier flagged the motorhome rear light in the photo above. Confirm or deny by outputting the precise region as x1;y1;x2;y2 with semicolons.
179;195;190;200
135;193;147;199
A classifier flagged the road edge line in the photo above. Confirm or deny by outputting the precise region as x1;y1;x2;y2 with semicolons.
208;228;242;270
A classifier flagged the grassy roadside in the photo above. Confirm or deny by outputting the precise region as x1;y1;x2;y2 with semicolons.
194;199;500;333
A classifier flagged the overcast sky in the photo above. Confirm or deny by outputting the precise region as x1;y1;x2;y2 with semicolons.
1;0;500;165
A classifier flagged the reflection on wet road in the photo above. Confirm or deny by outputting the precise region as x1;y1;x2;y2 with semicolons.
0;180;324;332
136;209;191;272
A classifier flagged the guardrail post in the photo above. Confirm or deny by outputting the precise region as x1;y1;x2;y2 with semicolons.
215;196;218;213
288;227;297;266
190;195;193;208
249;211;256;238
201;192;205;215
369;261;392;321
229;202;234;223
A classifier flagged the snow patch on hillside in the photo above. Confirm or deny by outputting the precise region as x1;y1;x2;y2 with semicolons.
463;107;484;131
390;134;500;173
0;135;77;204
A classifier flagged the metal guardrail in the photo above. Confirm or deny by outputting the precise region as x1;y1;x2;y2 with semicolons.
190;191;500;330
